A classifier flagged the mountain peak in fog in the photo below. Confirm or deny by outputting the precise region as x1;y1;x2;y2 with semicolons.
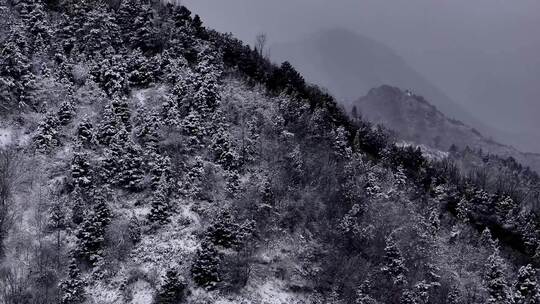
270;28;495;138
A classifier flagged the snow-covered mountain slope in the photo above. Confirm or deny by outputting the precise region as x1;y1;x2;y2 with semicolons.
354;85;540;173
1;1;540;304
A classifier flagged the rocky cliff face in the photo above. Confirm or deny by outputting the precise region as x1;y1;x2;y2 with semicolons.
355;85;540;173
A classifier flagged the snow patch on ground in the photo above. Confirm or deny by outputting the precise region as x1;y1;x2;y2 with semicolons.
130;280;154;304
397;141;449;161
0;128;12;147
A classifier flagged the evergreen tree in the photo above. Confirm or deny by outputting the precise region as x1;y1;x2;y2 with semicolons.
206;212;240;248
130;3;157;52
287;145;305;185
191;240;221;289
181;110;205;150
446;286;463;304
111;96;131;131
515;264;540;304
210;125;240;171
147;153;171;191
0;33;34;112
147;175;172;225
76;117;95;146
98;103;120;146
381;232;408;286
355;280;379;304
59;258;85;304
225;170;241;198
58;99;76;125
261;175;275;206
485;248;513;304
480;227;499;251
127;49;156;87
34;113;60;153
135;107;160;150
92;55;128;97
183;156;205;199
399;281;430;304
333;126;351;158
128;214;141;244
192;56;221;114
70;188;86;226
71;150;92;188
155;269;186;304
76;193;111;266
102;129;144;190
19;0;51;53
77;3;120;57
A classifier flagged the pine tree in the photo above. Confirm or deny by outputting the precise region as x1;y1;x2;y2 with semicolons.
485;248;513;304
117;139;145;190
191;240;221;289
130;3;157;52
135;107;160;150
446;286;463;304
206;212;240;248
225;170;241;198
78;3;120;57
92;55;128;97
34;113;60;153
399;281;430;304
0;33;34;111
333;126;351;158
20;0;51;53
382;232;408;286
181;110;205;150
58;99;76;125
127;49;156;87
261;175;275;206
128;214;141;244
480;227;499;251
355;280;379;304
288;145;305;185
76;193;111;266
147;153;171;191
70;188;86;226
59;258;85;304
210;123;240;171
76;117;95;146
161;94;182;128
183;156;204;199
515;264;540;304
98;103;120;146
111;96;131;131
71;151;92;188
117;0;142;37
147;175;172;225
191;50;222;114
155;269;186;304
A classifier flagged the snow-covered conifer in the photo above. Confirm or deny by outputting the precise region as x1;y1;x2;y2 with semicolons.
382;231;408;286
155;269;186;304
59;258;85;304
514;264;540;304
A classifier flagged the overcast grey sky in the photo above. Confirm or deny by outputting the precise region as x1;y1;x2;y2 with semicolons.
183;0;540;152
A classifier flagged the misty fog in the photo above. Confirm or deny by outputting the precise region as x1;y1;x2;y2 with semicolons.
183;0;540;153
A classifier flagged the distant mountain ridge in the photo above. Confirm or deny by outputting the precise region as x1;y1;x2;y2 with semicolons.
355;85;540;173
270;28;499;138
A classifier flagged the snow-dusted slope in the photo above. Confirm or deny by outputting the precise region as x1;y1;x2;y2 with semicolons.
355;85;540;172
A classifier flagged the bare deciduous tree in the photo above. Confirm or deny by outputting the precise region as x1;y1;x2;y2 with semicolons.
255;33;267;58
0;146;19;259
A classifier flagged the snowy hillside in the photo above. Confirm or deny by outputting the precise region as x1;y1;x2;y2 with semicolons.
355;85;540;173
0;1;540;304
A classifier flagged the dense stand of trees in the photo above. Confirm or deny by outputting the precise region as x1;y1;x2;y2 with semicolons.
0;0;539;303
